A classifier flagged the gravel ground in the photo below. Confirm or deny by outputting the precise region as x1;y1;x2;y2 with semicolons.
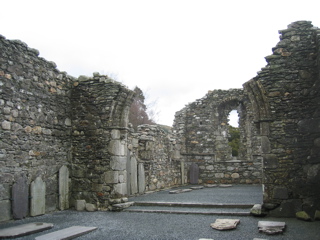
1;185;319;240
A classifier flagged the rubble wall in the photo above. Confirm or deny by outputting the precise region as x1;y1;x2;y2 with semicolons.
0;35;73;221
244;21;320;217
70;75;134;208
173;89;262;184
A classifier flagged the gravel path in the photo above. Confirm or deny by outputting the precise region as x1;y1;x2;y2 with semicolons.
0;185;319;239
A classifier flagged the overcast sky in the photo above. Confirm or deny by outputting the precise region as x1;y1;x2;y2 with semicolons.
1;0;320;126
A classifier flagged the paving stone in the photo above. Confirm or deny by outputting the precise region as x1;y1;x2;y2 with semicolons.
30;177;46;216
258;221;285;235
12;175;28;219
35;226;97;240
210;219;240;230
204;184;218;188
0;223;53;238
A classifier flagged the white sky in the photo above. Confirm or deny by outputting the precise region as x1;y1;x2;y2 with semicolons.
1;0;320;126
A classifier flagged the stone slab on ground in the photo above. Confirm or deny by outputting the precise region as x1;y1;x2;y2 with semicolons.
219;184;233;188
35;226;97;240
258;221;285;235
190;186;204;190
210;219;240;230
0;222;53;238
169;188;193;194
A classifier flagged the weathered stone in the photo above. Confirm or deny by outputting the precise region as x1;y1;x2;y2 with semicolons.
314;210;320;220
105;171;118;184
250;204;263;216
30;177;46;216
75;200;86;211
111;201;134;211
12;175;28;219
35;226;97;240
190;163;199;184
138;163;146;193
210;219;240;230
296;211;311;221
85;203;97;212
59;165;69;210
258;221;286;235
114;183;127;196
0;200;11;222
0;223;54;238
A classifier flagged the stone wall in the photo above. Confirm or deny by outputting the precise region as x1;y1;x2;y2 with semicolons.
128;124;183;193
173;89;262;184
244;21;320;217
0;35;73;221
70;75;134;208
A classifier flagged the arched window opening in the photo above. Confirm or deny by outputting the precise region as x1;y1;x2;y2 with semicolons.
228;110;240;157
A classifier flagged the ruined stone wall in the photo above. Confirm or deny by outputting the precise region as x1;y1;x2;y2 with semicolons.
70;75;134;208
244;21;320;217
0;36;73;221
173;89;262;184
128;124;182;193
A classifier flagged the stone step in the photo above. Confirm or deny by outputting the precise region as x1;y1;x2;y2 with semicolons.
124;202;254;216
0;222;53;239
35;226;97;240
124;207;251;216
133;201;254;209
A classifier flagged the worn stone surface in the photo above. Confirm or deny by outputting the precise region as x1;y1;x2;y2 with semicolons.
296;211;311;221
59;166;69;210
169;189;193;194
30;177;46;216
0;223;54;238
210;219;240;230
190;163;199;184
12;175;28;219
85;203;97;212
250;204;263;216
258;221;285;235
75;200;86;211
0;200;11;222
35;226;97;240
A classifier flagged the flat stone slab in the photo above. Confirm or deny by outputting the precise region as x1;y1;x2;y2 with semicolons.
210;219;240;230
0;222;53;239
258;221;285;235
190;186;204;190
169;189;193;194
219;184;233;188
204;184;218;188
35;226;97;240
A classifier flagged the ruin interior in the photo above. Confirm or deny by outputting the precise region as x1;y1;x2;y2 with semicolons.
1;21;320;222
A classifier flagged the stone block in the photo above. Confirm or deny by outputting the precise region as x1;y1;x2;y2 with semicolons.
231;173;240;178
105;171;118;184
111;129;120;139
0;200;12;222
108;140;125;155
30;177;46;216
0;184;10;200
110;156;127;170
75;200;86;211
261;136;271;153
114;183;127;196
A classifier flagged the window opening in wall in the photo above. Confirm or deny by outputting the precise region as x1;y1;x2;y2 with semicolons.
228;110;240;157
